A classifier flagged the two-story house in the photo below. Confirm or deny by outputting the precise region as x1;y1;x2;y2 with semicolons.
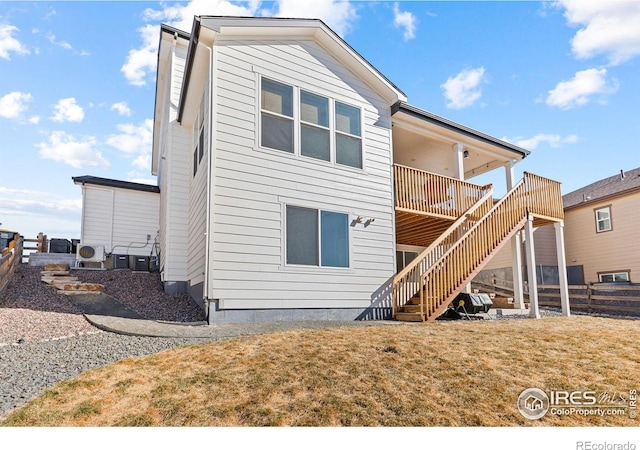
147;16;570;324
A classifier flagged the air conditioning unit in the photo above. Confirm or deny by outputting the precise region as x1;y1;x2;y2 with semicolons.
76;244;106;262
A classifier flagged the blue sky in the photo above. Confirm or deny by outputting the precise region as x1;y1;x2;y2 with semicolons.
1;0;639;240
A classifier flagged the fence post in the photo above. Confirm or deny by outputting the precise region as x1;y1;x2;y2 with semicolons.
587;284;593;314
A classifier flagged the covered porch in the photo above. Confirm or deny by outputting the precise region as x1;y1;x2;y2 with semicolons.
390;103;570;320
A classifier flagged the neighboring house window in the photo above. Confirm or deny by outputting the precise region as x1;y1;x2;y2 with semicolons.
286;205;349;268
598;271;630;283
595;206;612;232
261;78;294;153
193;148;198;176
260;77;363;169
193;92;206;176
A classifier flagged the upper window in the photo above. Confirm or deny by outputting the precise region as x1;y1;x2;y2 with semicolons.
595;206;612;232
260;77;362;169
598;271;630;283
286;205;349;268
261;78;294;153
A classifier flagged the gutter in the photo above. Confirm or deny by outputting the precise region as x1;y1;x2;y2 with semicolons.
392;102;530;158
177;16;201;124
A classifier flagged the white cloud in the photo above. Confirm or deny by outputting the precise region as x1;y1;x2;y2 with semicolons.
121;24;158;87
545;68;618;109
37;131;110;169
273;0;358;36
28;116;40;124
503;133;579;150
441;67;487;109
51;97;85;122
557;0;640;65
44;31;90;56
123;0;359;85
107;119;153;154
111;101;132;116
0;24;30;60
393;2;417;41
0;91;33;119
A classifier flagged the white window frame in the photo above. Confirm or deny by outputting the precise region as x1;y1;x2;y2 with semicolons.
257;74;365;170
594;206;612;233
283;204;352;270
598;271;630;283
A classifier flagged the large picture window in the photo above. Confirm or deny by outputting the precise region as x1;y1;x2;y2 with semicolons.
286;205;349;268
259;77;363;169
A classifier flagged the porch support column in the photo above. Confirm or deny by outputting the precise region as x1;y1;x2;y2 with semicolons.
452;143;465;181
554;221;571;317
505;161;525;308
524;214;540;319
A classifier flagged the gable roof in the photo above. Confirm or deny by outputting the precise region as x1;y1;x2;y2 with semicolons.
176;15;407;123
73;176;160;194
563;167;640;210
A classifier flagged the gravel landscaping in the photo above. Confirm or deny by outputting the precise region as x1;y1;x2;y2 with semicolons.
0;264;211;419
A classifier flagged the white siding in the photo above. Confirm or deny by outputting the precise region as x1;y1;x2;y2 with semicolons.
81;185;159;255
187;81;210;287
158;43;190;283
208;38;395;309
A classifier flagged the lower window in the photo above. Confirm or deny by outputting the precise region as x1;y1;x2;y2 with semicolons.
396;250;418;273
598;271;630;283
286;205;349;268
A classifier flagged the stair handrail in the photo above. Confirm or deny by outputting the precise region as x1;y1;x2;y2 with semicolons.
392;187;494;317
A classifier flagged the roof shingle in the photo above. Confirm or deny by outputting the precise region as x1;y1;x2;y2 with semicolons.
563;167;640;210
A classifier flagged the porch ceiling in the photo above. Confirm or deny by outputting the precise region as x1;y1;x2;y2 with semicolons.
395;210;454;247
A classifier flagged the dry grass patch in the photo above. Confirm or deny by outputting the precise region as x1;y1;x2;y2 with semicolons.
3;316;639;426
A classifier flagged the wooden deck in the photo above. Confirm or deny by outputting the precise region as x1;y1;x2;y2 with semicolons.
392;165;564;322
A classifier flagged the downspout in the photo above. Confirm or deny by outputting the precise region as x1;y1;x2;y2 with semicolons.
203;41;213;321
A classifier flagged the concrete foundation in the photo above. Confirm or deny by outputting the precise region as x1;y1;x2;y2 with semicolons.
163;281;189;295
206;301;392;324
28;253;77;267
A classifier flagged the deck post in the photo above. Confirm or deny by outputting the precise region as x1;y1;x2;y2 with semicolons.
452;143;465;181
505;161;525;309
524;214;540;319
554;221;571;317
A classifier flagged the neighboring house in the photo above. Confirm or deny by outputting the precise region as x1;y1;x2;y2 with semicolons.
143;15;569;324
562;168;640;284
73;176;160;268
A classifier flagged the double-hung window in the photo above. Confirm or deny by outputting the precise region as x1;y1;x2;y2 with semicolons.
595;206;612;232
260;77;362;169
261;78;294;153
286;205;349;268
335;101;362;168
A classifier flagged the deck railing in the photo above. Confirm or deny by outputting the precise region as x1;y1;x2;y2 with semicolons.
392;172;563;321
394;164;492;219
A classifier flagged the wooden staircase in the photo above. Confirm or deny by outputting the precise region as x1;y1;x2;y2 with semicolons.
392;170;563;322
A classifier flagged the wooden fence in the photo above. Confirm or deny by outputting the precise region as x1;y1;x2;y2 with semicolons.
473;276;640;317
0;235;23;294
21;232;48;262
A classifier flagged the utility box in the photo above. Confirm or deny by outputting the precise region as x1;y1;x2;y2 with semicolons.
113;254;129;269
0;231;18;251
133;256;150;272
49;238;71;254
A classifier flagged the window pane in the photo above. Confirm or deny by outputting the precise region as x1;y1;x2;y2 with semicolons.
321;211;349;267
614;273;629;282
600;274;614;282
336;134;362;168
335;102;361;136
301;124;330;161
262;113;294;153
193;147;198;176
301;91;328;127
396;251;404;273
287;206;318;266
598;218;611;231
261;78;293;117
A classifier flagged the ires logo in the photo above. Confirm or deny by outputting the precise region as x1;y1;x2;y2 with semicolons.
518;388;634;420
550;391;598;406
